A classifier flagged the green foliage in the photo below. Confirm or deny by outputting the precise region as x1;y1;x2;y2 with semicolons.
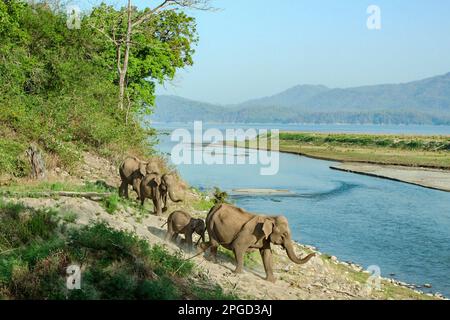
61;211;77;223
191;284;237;300
279;132;450;152
103;194;120;215
148;245;193;277
192;196;215;211
0;203;231;300
213;187;229;205
0;180;116;194
0;139;30;177
0;0;198;176
88;4;198;115
191;187;230;212
135;277;180;300
0;201;59;250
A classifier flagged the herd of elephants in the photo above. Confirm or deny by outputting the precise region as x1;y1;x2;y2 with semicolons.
119;156;315;282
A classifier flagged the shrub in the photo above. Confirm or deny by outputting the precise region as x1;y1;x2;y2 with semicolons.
0;202;231;300
0;139;30;177
103;194;120;215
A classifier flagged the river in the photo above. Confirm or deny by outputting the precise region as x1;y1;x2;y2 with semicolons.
152;123;450;297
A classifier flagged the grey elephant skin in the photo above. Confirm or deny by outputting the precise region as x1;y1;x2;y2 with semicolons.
119;157;160;199
140;173;183;216
165;210;206;248
203;203;315;282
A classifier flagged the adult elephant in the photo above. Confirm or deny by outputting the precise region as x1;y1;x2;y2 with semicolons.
140;172;183;216
119;157;160;199
160;173;183;212
203;204;315;282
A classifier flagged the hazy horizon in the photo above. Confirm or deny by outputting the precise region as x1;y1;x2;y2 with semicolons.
84;0;450;104
156;71;450;106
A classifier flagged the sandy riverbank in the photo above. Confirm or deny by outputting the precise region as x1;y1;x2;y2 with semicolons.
232;189;292;195
330;163;450;192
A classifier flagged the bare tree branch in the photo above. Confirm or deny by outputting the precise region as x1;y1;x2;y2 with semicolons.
89;23;118;46
132;0;170;28
132;0;213;28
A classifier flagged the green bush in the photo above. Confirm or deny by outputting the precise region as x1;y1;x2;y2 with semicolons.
191;284;237;300
0;1;152;176
136;277;180;300
0;139;30;177
103;194;120;215
279;132;450;151
0;201;232;300
0;202;59;248
148;245;194;277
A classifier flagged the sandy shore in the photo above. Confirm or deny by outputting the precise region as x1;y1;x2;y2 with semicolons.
226;140;450;193
331;163;450;192
232;188;292;195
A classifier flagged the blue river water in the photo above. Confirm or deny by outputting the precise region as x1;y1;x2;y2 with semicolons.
152;123;450;296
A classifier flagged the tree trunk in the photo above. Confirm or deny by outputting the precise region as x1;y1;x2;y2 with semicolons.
26;143;46;180
118;71;126;110
118;0;133;110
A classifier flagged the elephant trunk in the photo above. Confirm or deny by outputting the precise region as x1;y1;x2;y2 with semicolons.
168;189;183;203
284;239;315;265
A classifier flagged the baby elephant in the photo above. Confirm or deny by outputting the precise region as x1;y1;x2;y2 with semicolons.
165;211;206;248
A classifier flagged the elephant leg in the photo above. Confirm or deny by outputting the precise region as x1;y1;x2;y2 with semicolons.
260;246;275;282
165;223;173;241
207;240;219;263
119;181;129;199
171;233;178;243
132;179;141;200
232;246;247;274
232;236;251;274
118;182;124;197
152;188;162;216
162;193;168;212
185;230;193;248
153;197;162;216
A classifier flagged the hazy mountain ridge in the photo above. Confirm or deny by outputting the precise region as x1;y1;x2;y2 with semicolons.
152;73;450;124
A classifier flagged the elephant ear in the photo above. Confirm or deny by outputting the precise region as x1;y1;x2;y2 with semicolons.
146;161;160;174
148;174;161;186
243;216;273;241
262;219;274;240
139;163;147;176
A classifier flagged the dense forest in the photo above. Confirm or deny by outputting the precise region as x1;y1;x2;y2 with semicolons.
0;0;199;177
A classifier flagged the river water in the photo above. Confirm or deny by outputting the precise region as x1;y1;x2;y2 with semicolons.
152;123;450;296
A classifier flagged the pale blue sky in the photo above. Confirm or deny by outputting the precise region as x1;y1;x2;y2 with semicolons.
78;0;450;104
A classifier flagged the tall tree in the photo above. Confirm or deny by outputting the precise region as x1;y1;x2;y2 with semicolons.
87;0;210;117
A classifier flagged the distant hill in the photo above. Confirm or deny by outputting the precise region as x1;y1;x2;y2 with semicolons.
152;73;450;124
